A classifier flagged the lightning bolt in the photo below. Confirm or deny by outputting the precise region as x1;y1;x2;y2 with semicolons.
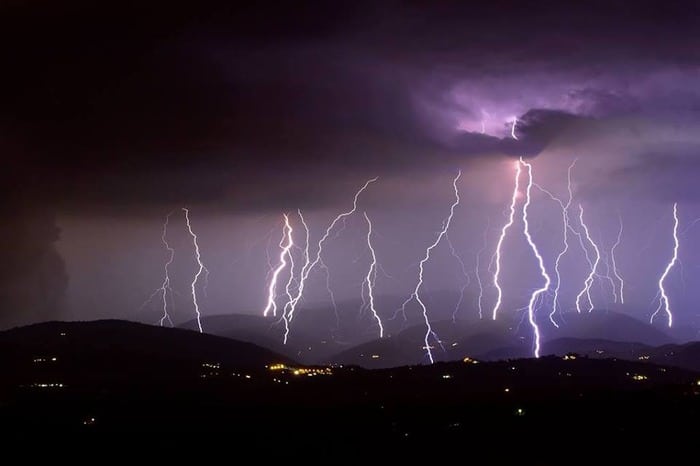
182;208;209;333
296;209;311;299
280;215;299;340
650;203;679;327
510;117;519;140
574;204;601;313
403;170;461;364
611;213;625;304
474;221;489;320
599;251;618;304
491;161;521;320
362;212;384;338
285;177;378;326
533;160;576;328
447;234;471;323
320;262;340;331
262;215;294;318
520;158;550;358
279;210;309;343
141;211;176;327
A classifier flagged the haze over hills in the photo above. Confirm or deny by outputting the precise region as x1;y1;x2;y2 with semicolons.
177;286;681;366
329;310;678;368
172;296;686;368
175;292;451;363
179;310;350;364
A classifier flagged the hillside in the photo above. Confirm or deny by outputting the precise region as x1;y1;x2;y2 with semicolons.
0;319;293;373
330;311;677;367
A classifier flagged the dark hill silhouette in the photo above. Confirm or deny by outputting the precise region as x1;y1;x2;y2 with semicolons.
477;338;700;374
477;337;651;361
0;319;293;370
0;319;698;448
544;337;649;358
641;341;700;372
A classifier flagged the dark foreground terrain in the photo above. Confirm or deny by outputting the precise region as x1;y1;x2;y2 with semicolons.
1;320;699;455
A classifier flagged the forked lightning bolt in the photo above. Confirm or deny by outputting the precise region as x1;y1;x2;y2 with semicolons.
141;211;176;327
296;210;311;288
611;213;625;304
183;208;209;333
651;203;679;327
575;205;601;313
282;221;298;303
285;178;378;325
401;171;461;364
475;221;489;320
520;158;550;358
492;161;521;320
280;215;299;340
280;210;310;343
362;212;384;338
263;214;294;318
600;251;618;304
533;160;576;327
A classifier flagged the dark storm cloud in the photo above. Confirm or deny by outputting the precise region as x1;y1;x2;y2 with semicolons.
1;0;699;212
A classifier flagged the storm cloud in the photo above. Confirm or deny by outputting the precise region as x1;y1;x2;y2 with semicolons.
3;1;700;330
2;0;699;212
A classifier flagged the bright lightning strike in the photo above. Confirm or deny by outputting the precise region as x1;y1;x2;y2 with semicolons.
611;213;625;304
519;158;550;358
157;212;176;327
491;161;521;320
362;211;384;338
510;117;519;140
262;215;294;318
279;210;309;344
141;211;176;327
574;204;601;314
403;171;461;364
285;177;378;325
475;221;489;320
183;208;209;333
279;215;299;340
651;203;679;328
534;160;576;328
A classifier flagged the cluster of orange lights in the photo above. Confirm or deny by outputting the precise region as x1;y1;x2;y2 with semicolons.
267;364;333;376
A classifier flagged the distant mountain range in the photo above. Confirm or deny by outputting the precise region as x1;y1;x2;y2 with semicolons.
172;306;700;371
321;310;680;368
6;309;697;377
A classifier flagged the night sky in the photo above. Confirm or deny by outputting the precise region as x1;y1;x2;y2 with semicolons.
3;1;700;346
